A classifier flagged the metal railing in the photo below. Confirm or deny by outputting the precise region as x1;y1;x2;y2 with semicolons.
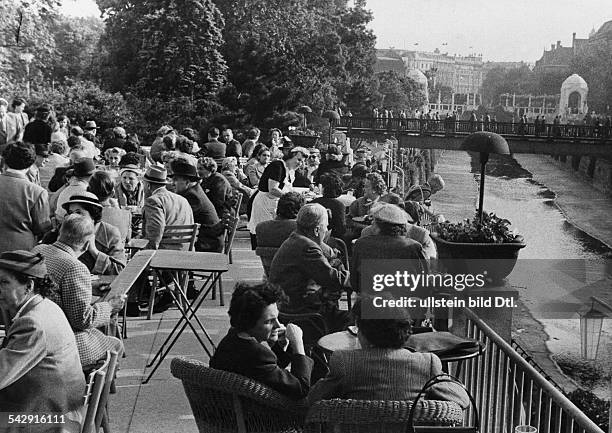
336;117;612;142
458;308;605;433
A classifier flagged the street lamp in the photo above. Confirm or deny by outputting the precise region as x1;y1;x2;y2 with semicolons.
297;105;312;129
460;132;510;225
19;52;34;97
323;110;340;145
579;297;611;360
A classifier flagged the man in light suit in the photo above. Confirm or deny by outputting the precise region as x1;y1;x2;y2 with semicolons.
142;165;195;250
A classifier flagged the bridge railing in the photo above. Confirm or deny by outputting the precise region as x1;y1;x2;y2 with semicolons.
336;117;612;141
458;308;605;433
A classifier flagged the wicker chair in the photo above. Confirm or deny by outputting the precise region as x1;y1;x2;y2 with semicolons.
171;357;308;433
304;399;464;433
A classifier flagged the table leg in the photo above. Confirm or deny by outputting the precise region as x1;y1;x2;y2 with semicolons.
142;270;223;384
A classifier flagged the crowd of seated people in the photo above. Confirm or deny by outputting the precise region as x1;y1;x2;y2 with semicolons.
0;100;460;427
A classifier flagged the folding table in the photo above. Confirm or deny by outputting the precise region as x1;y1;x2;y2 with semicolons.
143;250;229;384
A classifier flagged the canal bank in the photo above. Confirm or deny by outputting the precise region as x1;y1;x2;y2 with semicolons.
433;150;612;395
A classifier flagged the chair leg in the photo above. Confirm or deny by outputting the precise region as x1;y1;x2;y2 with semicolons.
229;249;233;264
121;303;128;339
218;275;224;306
147;274;158;320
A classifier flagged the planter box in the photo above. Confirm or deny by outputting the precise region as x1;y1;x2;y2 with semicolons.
431;234;526;284
288;135;319;147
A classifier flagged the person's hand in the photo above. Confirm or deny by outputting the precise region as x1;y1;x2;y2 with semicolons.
272;324;289;351
87;233;99;257
285;323;305;355
107;294;126;314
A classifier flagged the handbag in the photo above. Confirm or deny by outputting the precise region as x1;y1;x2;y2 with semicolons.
408;373;479;433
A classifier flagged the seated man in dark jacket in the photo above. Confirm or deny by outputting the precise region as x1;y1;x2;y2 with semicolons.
210;282;314;400
269;203;350;332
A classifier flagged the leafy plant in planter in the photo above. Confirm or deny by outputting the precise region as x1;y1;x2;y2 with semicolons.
431;211;526;283
437;211;524;244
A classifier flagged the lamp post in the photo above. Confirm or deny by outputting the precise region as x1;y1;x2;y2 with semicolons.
460;132;510;224
19;52;34;98
579;296;611;360
297;105;312;129
323;110;341;145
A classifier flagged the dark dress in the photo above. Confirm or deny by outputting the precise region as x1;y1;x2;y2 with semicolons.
310;197;346;237
201;172;233;217
210;329;314;400
258;160;286;192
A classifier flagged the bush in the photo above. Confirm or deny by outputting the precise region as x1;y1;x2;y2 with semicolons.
566;389;609;431
437;211;523;243
28;81;132;130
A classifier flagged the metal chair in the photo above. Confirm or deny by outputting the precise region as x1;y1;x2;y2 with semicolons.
146;224;200;319
171;357;308;433
81;350;119;433
305;399;464;433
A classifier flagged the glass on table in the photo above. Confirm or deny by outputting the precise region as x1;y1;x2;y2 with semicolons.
514;426;537;433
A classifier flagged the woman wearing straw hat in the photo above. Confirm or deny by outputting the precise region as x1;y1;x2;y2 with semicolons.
0;250;86;420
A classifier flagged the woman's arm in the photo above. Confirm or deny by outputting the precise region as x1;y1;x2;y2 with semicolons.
0;317;46;389
268;179;284;197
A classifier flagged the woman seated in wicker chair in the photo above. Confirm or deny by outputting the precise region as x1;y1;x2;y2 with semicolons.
308;300;470;409
210;282;314;400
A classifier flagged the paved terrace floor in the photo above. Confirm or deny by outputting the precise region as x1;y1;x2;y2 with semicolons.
109;232;261;433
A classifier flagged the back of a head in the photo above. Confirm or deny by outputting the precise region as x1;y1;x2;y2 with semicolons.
247;127;260;140
228;282;286;331
120;152;141;167
428;174;445;193
88;171;115;201
3;142;35;170
296;203;326;232
353;298;412;348
67;135;81;149
208;127;220;139
277;192;305;220
320;173;344;199
59;214;95;249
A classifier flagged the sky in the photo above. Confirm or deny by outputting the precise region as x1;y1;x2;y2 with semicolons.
61;0;611;63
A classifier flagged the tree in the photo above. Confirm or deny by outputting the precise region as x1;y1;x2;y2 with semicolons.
136;0;226;99
375;71;426;112
481;66;537;107
570;41;612;113
214;0;376;124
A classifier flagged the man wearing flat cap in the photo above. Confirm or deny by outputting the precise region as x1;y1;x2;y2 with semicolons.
351;203;428;293
23;103;53;145
142;165;194;250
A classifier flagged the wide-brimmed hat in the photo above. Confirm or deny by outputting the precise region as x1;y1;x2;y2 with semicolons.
84;120;98;130
119;164;142;177
143;166;170;184
170;160;199;180
70;158;96;177
0;250;48;279
369;203;409;225
62;191;103;212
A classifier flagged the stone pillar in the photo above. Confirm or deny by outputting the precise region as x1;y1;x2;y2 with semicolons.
451;93;455;111
512;93;516;107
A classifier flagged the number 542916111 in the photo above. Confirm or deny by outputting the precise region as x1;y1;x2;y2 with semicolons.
7;414;66;424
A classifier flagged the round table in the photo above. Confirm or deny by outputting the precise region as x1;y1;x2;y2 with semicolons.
317;331;484;376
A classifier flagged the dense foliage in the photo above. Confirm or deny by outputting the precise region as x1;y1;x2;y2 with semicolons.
374;71;427;113
437;211;523;243
570;41;612;113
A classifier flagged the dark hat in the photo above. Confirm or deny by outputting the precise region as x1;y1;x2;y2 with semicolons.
170;160;199;180
0;250;47;279
143;165;170;184
35;143;50;157
70;158;96;178
326;144;342;156
36;103;52;113
84;120;98;130
61;191;103;212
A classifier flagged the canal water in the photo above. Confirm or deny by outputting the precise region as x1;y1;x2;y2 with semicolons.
436;150;612;396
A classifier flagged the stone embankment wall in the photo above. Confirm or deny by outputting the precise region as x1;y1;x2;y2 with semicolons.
550;155;612;195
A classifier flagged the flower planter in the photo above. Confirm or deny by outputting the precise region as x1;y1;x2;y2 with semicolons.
431;234;526;284
288;134;319;147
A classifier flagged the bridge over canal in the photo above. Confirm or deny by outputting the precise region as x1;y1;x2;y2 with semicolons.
334;117;612;157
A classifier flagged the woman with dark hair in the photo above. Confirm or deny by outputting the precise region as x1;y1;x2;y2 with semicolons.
0;142;52;253
210;282;314;399
255;192;305;249
308;299;470;407
0;250;86;421
89;171;119;208
244;145;271;187
241;127;260;158
311;173;346;237
247;147;308;249
62;192;126;275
